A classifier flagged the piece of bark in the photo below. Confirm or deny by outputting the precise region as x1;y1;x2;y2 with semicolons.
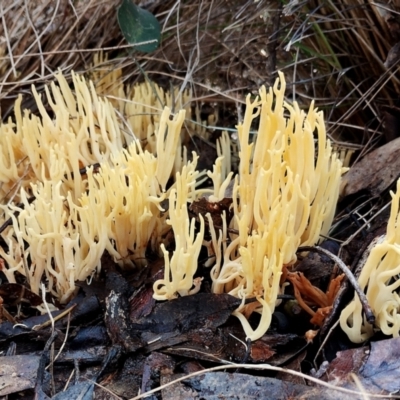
142;352;175;400
130;293;241;334
129;293;241;360
0;355;40;396
340;137;400;197
105;290;144;352
161;373;198;400
184;372;352;400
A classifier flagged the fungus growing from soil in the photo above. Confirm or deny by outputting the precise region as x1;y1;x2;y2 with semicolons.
207;72;344;340
153;159;205;300
340;179;400;343
0;70;190;302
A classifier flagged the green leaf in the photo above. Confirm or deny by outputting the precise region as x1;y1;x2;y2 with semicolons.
117;0;161;53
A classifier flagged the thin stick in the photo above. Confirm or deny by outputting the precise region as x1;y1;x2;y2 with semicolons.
0;2;16;77
313;319;340;369
297;246;375;324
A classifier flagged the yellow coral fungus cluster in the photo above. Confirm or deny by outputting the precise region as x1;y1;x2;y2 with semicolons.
340;179;400;343
153;159;205;300
206;72;344;340
0;68;197;302
0;72;125;203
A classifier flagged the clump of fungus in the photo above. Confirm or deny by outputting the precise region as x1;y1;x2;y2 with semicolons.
207;72;344;340
1;178;110;303
0;71;129;203
153;159;205;300
340;179;400;343
0;68;192;302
